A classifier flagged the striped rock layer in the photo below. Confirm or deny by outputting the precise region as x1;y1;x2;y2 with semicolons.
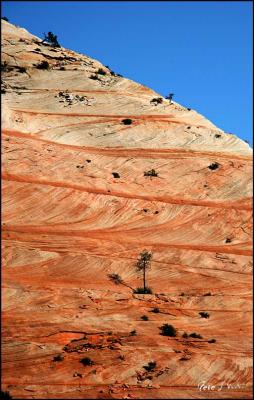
2;20;253;399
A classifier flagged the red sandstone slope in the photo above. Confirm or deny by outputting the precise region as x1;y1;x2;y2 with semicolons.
1;20;253;399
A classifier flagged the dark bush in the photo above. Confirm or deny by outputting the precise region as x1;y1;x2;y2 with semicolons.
144;169;158;177
119;354;125;360
1;61;10;72
112;172;120;178
208;339;216;343
159;323;177;337
189;332;203;339
36;60;50;70
122;118;133;125
86;159;91;163
151;307;160;313
150;97;163;105
17;66;27;73
97;68;106;75
133;287;153;294
2;17;9;21
141;315;149;321
208;162;220;171
225;238;232;243
215;134;221;138
199;311;210;318
143;361;157;371
53;354;64;361
204;292;212;296
89;74;100;80
182;332;188;338
80;357;94;366
1;89;6;94
180;292;185;296
130;330;137;336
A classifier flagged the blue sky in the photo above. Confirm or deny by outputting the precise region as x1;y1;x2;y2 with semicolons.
2;1;253;145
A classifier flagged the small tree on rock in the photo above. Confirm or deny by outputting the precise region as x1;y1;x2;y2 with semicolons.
135;250;152;293
165;93;174;103
42;31;60;47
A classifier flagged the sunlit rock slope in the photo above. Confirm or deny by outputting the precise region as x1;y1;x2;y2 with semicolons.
2;20;253;399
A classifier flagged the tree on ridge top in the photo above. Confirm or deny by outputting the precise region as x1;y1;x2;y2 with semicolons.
42;31;60;48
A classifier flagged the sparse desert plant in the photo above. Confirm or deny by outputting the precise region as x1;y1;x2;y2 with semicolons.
42;31;60;47
135;250;153;294
144;169;158;177
119;354;125;360
204;292;212;296
208;339;216;343
160;323;177;337
1;61;10;72
53;353;64;361
189;332;203;339
17;66;27;73
151;307;160;313
97;68;106;75
36;60;50;70
182;332;189;338
122;118;132;125
141;315;149;321
112;172;120;178
199;311;210;319
80;357;94;366
2;17;9;21
208;162;220;170
130;330;137;336
89;74;100;80
143;361;157;371
150;97;163;105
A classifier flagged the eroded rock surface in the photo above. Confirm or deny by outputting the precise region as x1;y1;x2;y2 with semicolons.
1;20;253;399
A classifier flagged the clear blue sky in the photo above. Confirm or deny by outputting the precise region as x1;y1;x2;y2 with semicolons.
2;1;253;145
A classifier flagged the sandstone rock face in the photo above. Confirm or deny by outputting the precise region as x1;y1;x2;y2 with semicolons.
2;20;253;399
